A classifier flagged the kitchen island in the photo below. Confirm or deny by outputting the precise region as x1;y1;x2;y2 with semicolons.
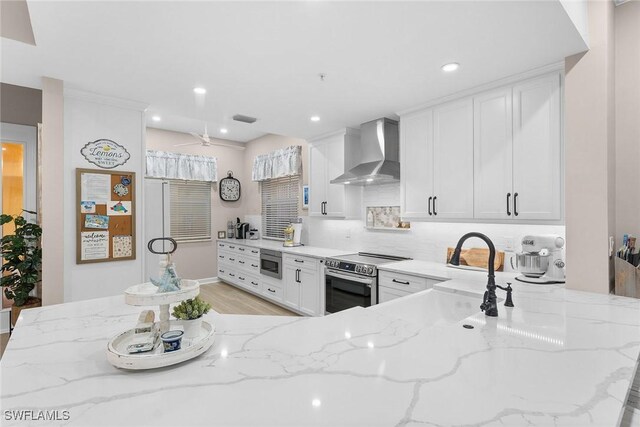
2;276;639;426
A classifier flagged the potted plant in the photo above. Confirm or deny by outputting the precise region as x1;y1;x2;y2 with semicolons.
172;296;211;339
1;210;42;325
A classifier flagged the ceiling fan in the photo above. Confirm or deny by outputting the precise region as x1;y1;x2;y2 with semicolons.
174;123;245;150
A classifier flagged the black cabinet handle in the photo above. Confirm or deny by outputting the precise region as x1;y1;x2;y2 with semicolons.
428;196;432;216
251;281;258;286
219;255;225;259
251;250;259;254
294;259;304;263
239;260;245;264
295;269;301;283
251;264;258;268
433;196;437;216
238;276;245;280
238;247;245;252
219;269;225;273
267;288;276;293
506;193;511;216
229;273;235;277
513;192;519;216
229;258;235;262
229;246;235;249
392;279;411;285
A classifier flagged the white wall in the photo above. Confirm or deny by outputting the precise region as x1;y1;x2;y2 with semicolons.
63;90;146;302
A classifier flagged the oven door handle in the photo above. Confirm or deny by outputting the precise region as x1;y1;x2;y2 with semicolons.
325;270;374;285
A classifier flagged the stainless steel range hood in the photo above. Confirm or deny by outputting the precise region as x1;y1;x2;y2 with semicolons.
330;118;399;186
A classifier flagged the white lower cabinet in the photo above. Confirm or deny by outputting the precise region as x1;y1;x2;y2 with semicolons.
282;255;321;316
378;271;443;303
379;286;413;303
217;242;321;315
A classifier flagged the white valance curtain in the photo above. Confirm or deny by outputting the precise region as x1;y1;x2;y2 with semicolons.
146;150;218;182
252;145;302;182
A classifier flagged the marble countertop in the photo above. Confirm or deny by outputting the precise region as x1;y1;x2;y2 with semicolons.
217;238;354;259
3;277;640;426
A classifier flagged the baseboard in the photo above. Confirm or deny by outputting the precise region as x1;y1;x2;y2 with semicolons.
197;276;221;285
1;308;10;334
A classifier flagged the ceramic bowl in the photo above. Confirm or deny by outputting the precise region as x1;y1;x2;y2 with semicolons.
161;330;184;352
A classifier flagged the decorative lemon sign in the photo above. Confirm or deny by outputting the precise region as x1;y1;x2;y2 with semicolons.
81;139;131;169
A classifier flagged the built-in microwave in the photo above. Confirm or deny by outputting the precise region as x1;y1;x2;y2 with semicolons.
260;249;282;280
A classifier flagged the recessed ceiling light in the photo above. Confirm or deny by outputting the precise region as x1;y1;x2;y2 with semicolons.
220;128;228;134
151;115;161;122
366;178;374;182
311;399;322;408
193;87;207;95
441;63;460;72
344;181;351;185
310;116;320;122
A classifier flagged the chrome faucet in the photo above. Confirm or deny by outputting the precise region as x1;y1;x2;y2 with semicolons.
449;232;513;317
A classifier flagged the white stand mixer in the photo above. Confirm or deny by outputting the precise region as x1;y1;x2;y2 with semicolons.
515;235;566;284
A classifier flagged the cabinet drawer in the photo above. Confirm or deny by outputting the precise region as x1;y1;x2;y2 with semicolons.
245;275;261;293
217;263;231;280
235;255;249;269
379;271;435;293
283;254;318;271
247;258;260;275
379;286;413;303
217;251;234;265
262;282;283;302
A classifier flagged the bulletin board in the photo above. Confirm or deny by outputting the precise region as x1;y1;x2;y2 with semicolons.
76;168;136;264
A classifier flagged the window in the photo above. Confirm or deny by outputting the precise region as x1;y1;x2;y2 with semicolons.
261;176;300;240
170;180;212;242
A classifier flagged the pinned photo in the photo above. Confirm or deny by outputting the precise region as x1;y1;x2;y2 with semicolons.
80;201;96;214
85;214;109;230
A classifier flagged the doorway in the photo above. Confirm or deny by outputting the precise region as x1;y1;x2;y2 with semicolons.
1;123;37;317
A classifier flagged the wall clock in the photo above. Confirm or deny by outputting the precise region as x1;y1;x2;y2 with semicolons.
219;171;241;202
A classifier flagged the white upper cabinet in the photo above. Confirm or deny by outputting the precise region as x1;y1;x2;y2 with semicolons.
308;129;362;219
432;98;474;219
512;73;562;220
400;109;433;219
473;87;514;219
401;70;563;223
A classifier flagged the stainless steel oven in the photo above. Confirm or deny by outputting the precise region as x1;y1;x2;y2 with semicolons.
325;269;376;314
260;249;282;280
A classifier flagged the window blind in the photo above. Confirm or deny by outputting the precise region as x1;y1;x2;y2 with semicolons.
261;176;300;240
170;180;212;242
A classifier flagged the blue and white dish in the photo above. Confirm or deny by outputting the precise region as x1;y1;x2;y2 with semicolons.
161;330;183;352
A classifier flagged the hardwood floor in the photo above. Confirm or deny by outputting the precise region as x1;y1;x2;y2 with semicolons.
0;332;9;359
0;282;296;360
199;282;298;316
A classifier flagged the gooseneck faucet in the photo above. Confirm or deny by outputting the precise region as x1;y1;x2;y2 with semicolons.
449;232;500;317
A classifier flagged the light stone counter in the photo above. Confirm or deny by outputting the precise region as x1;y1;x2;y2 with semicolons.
2;277;640;426
217;238;354;259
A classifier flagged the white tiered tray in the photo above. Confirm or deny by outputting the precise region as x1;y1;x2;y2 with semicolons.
107;320;215;370
124;279;200;306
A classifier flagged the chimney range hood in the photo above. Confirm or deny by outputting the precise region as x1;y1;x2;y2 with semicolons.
330;118;400;186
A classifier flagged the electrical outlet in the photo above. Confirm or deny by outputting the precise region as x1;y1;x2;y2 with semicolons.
504;236;514;251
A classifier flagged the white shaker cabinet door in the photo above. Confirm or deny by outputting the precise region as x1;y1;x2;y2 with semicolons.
324;135;346;217
298;268;319;316
473;87;514;220
432;98;474;219
512;73;562;220
283;265;300;309
309;143;327;217
400;109;433;219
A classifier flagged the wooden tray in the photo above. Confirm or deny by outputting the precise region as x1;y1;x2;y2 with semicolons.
106;320;215;370
124;280;200;306
446;247;504;271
